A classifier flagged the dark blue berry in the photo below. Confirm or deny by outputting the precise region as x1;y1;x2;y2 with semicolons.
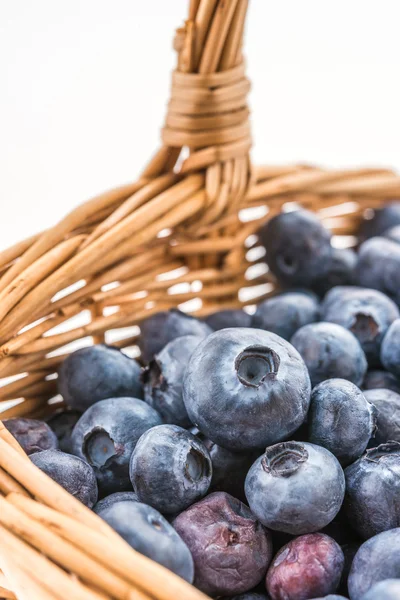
381;318;400;378
363;389;400;445
93;491;138;514
361;579;400;600
183;328;311;450
142;335;202;427
31;449;98;508
358;202;400;241
356;238;400;306
58;344;143;412
308;379;376;465
138;309;212;363
4;418;58;455
173;491;273;597
205;309;252;330
259;210;333;286
312;247;357;297
130;424;211;514
322;286;356;310
71;397;162;496
362;370;400;394
47;409;82;453
251;291;320;341
266;533;344;600
291;322;367;387
348;528;400;600
345;443;400;539
322;287;399;365
245;441;345;535
100;500;194;582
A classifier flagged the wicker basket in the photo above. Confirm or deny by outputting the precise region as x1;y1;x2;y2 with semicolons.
0;1;400;599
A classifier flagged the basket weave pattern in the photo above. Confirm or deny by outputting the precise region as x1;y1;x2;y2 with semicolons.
0;1;400;598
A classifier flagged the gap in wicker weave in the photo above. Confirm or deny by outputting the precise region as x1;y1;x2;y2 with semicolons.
106;325;140;346
52;280;87;303
46;337;94;359
318;200;360;218
45;310;92;338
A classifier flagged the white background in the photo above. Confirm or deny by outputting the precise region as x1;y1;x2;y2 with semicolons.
1;0;399;252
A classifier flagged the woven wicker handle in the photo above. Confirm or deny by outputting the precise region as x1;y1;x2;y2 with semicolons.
143;0;252;226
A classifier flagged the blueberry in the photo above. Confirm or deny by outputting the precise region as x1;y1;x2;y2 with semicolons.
245;441;345;535
71;397;162;495
308;379;376;466
360;579;400;600
99;500;194;582
358;202;400;241
363;389;400;445
356;238;400;306
266;533;344;600
259;210;333;286
183;328;311;450
205;309;252;330
202;438;259;502
251;291;320;341
31;449;98;508
173;492;273;596
381;319;400;378
142;335;202;428
130;424;212;514
58;345;143;412
138;309;212;363
383;224;400;244
344;443;400;539
4;418;58;455
321;286;356;313
93;491;138;514
322;287;399;365
47;409;82;453
312;247;357;297
291;322;367;387
347;528;400;600
362;370;400;394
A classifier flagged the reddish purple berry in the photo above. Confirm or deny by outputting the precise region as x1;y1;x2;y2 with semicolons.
4;418;58;455
173;492;273;597
266;533;344;600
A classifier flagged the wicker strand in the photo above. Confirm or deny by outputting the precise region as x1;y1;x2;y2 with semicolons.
0;523;109;600
0;562;40;600
0;497;151;600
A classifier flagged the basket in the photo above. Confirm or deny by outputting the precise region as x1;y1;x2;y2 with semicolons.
0;1;400;598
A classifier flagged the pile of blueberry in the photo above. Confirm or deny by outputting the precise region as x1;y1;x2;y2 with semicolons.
6;203;400;600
